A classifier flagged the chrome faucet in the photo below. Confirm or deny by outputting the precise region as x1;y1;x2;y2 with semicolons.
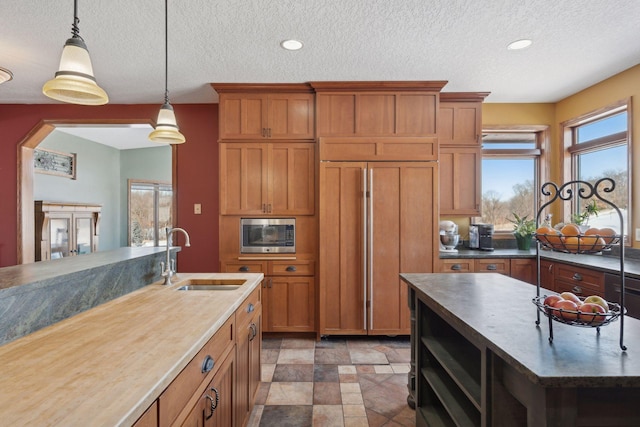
161;227;191;285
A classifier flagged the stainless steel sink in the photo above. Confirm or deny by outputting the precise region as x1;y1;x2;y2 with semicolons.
176;278;245;291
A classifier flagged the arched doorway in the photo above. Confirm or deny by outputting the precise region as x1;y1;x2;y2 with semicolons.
18;119;176;264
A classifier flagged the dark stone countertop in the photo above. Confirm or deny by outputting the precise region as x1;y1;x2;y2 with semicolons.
441;248;640;279
401;272;640;387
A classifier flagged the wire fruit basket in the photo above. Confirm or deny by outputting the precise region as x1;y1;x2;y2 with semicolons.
532;295;625;329
533;178;627;350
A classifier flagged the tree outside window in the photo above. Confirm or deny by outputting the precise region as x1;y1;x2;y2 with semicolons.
129;180;173;247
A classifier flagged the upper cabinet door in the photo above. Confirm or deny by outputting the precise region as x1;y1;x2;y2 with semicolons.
218;93;267;140
219;143;269;215
438;93;489;146
213;84;315;141
315;91;439;138
267;93;315;140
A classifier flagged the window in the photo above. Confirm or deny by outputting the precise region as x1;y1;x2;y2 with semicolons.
564;101;630;241
128;180;173;247
476;126;548;233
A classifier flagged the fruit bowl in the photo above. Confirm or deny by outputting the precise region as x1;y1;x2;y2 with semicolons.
532;295;625;327
534;233;620;254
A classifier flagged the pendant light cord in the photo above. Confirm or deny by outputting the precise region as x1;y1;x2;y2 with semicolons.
164;0;169;104
71;0;82;40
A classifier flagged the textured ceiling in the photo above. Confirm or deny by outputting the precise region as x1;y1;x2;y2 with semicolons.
1;0;640;105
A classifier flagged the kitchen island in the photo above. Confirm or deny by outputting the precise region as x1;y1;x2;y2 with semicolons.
0;272;263;426
401;273;640;426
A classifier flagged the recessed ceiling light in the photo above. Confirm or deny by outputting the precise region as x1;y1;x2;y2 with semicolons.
281;39;303;51
507;39;533;50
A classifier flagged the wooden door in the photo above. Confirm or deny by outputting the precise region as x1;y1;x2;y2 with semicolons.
540;259;554;291
219;143;268;215
368;162;437;335
439;146;481;216
319;162;367;335
218;93;267;140
269;143;315;215
266;276;315;332
235;318;250;427
268;93;315;139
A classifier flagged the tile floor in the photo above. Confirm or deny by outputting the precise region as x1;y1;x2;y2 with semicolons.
247;335;415;427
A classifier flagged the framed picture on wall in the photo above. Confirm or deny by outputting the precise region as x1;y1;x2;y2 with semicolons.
34;147;76;179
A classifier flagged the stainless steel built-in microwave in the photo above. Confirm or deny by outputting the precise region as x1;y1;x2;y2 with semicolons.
240;218;295;253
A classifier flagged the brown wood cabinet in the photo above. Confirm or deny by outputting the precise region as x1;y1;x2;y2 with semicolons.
510;258;536;285
554;262;605;297
319;161;437;336
438;93;488;216
221;260;315;333
158;315;235;427
235;286;261;427
439;146;481;215
438;95;485;146
181;345;235;427
539;259;555;289
34;201;101;261
440;257;536;284
311;81;446;137
212;84;315;141
219;142;315;215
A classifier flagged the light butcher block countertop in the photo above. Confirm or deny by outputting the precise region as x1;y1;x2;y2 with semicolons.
0;272;263;426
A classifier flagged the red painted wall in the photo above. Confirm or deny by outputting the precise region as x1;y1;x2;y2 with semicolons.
0;104;219;271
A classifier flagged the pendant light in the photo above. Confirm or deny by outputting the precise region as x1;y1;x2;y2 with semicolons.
42;0;108;105
0;67;13;85
149;0;185;144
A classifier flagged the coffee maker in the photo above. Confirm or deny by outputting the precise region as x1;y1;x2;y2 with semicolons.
469;223;494;251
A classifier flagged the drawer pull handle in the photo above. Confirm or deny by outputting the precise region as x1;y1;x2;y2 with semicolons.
487;264;497;271
239;265;250;272
451;264;462;271
572;286;583;294
247;302;254;313
201;355;215;373
205;387;220;419
572;273;583;281
286;265;297;272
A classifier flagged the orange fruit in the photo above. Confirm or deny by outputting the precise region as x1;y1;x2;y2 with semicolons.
584;227;601;236
561;223;581;237
536;226;562;248
598;227;617;245
580;236;605;252
563;236;580;253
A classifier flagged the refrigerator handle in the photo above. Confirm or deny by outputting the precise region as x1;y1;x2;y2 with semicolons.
369;168;374;331
362;167;368;330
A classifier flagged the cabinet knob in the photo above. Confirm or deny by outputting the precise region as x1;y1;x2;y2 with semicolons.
201;355;215;373
286;265;297;272
572;285;583;295
239;265;250;272
247;302;254;313
572;273;583;281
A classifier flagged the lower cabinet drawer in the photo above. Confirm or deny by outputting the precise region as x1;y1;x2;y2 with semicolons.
236;285;262;327
475;258;510;275
158;315;235;427
554;263;604;296
269;260;315;276
440;259;473;273
221;261;266;273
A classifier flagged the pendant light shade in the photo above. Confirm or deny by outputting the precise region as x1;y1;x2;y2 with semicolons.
149;102;186;143
149;0;185;144
0;67;13;84
42;0;108;105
